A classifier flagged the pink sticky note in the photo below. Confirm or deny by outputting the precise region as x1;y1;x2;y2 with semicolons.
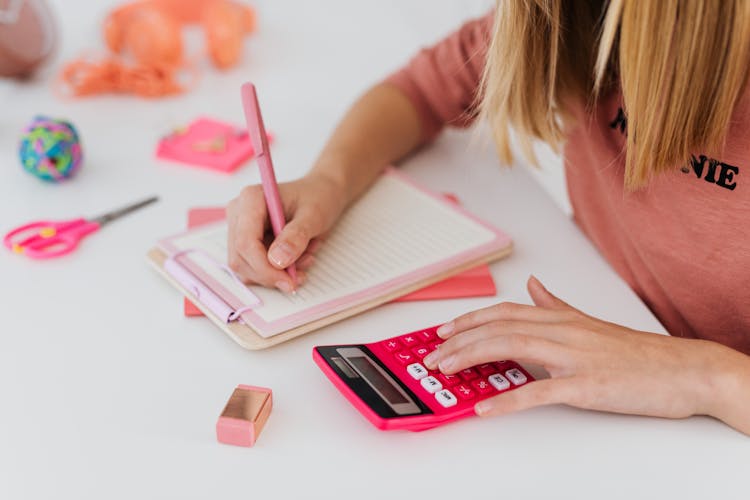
156;117;272;173
393;264;496;302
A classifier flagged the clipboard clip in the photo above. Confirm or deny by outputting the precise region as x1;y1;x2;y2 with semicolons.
165;249;261;323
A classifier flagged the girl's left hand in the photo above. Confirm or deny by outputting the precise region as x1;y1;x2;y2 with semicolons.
422;276;741;423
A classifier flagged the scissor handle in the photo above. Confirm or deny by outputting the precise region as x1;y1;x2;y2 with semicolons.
3;218;100;259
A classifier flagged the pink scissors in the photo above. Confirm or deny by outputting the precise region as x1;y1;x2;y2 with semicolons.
3;196;159;259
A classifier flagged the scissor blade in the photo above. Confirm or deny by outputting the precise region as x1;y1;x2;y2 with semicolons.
91;196;159;226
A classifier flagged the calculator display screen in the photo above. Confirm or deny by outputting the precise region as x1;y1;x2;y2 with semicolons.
348;356;408;405
320;346;426;417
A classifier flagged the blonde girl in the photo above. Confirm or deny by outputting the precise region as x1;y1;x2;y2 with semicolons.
227;1;750;434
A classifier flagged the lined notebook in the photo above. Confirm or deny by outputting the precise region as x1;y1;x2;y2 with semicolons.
147;169;512;349
183;203;496;315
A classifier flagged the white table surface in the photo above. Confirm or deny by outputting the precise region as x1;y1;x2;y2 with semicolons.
1;1;748;499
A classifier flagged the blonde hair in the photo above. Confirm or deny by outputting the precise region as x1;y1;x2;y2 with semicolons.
480;0;750;189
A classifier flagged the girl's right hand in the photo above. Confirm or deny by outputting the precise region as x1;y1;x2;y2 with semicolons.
227;172;347;293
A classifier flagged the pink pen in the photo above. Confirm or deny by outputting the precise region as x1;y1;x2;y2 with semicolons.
241;82;298;283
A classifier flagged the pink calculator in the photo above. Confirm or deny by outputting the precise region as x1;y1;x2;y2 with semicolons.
313;325;534;431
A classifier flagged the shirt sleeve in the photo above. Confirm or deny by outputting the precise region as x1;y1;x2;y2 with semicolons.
384;12;494;144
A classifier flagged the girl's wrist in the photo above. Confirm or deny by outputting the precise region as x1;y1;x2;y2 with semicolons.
308;150;383;209
307;161;351;202
699;341;750;432
304;162;355;218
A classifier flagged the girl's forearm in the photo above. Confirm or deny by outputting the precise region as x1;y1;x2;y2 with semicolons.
308;83;424;206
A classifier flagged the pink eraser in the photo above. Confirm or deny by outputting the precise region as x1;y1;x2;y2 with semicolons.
216;385;273;447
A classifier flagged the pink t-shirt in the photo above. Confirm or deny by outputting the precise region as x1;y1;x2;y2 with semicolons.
387;13;750;354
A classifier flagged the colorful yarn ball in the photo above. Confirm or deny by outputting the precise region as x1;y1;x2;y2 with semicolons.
19;116;83;182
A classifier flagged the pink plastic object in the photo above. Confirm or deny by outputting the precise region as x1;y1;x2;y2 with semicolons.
3;218;100;259
240;82;297;282
166;255;236;322
313;325;534;431
216;385;273;447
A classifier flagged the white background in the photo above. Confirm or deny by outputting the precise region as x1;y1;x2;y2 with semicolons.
0;1;746;499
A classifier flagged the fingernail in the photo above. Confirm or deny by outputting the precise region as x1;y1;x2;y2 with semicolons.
475;401;490;416
438;355;455;372
268;243;294;268
423;352;438;369
275;280;293;294
436;322;454;338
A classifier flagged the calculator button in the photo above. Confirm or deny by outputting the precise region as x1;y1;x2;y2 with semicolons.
401;335;419;346
428;342;442;352
418;329;436;342
437;373;461;387
505;368;528;385
435;389;458;408
476;364;496;376
382;339;402;352
420;376;443;394
454;384;475;400
394;351;415;365
488;374;511;391
459;368;478;381
406;363;428;380
471;378;495;395
411;346;430;359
